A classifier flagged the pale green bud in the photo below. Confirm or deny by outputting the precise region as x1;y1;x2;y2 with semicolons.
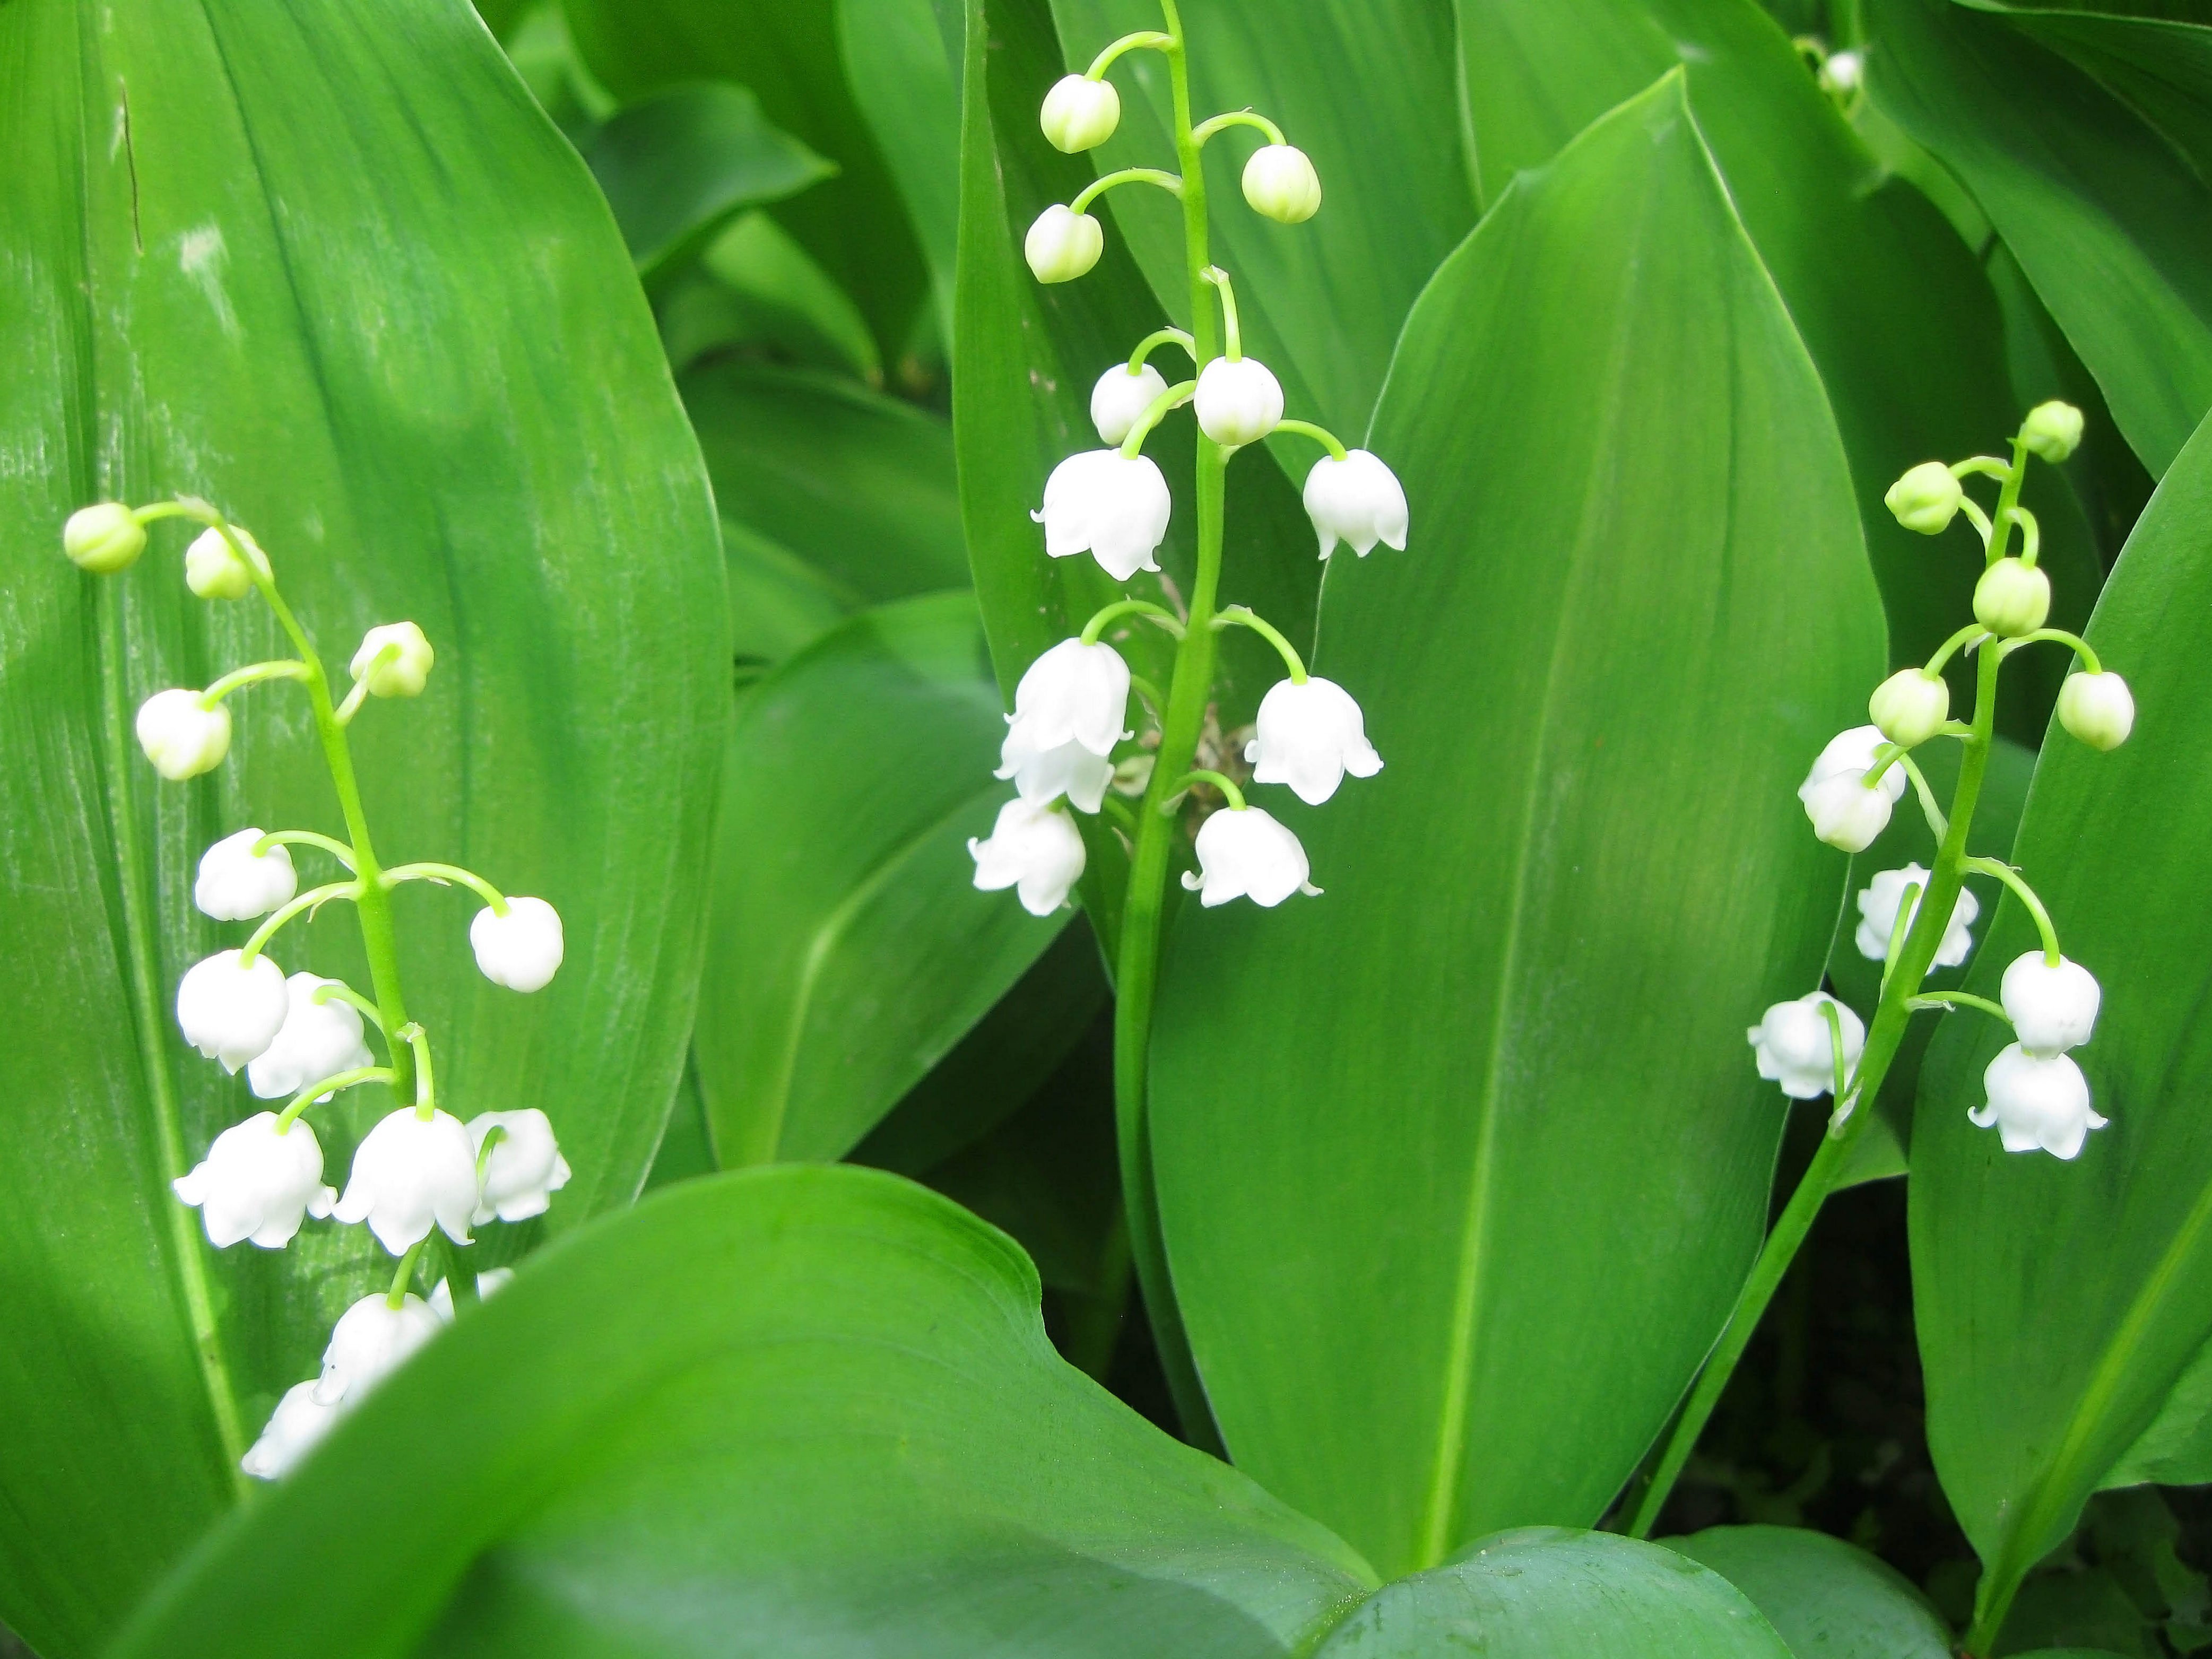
1242;144;1321;224
351;621;435;698
1974;558;2051;638
1024;204;1104;284
2020;400;2084;464
1868;668;1949;749
2057;670;2133;751
63;502;146;573
1040;74;1119;153
184;525;271;601
1884;462;1963;535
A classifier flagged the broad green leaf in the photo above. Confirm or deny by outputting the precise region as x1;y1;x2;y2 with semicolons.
563;0;935;358
1865;0;2212;475
1911;409;2212;1630
1670;1525;1954;1658
719;516;864;684
838;0;964;341
1976;2;2212;186
580;80;836;281
695;594;1075;1166
1313;1529;1792;1658
1457;0;2101;728
1050;0;1477;442
2106;1328;2212;1485
112;1166;1378;1658
1150;74;1885;1576
0;4;723;1652
658;210;884;382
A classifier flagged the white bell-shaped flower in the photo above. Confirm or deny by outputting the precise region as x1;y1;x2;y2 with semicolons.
1853;864;1978;967
969;797;1087;916
194;828;298;921
183;525;270;601
468;1108;572;1225
1971;1044;2107;1159
996;728;1115;813
172;1111;336;1249
1303;450;1409;560
240;1380;344;1481
1005;638;1130;757
176;949;290;1072
1040;73;1120;152
351;621;435;698
136;689;231;781
1242;144;1322;223
247;975;374;1101
1091;361;1170;446
2000;952;2102;1056
1194;357;1284;448
2057;671;2134;752
1181;805;1320;907
470;897;565;993
333;1107;480;1254
1245;678;1382;806
311;1292;443;1406
429;1266;514;1321
1033;449;1172;581
1024;204;1104;284
1798;725;1909;853
1747;991;1865;1100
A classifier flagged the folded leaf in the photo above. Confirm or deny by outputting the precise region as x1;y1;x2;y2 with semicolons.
1670;1525;1953;1658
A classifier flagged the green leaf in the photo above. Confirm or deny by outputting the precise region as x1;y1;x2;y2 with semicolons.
1048;0;1478;442
112;1166;1378;1658
1865;0;2212;475
695;594;1078;1165
838;0;965;341
658;210;884;382
1313;1529;1792;1658
1911;408;2212;1632
0;4;724;1653
582;80;836;281
1670;1525;1954;1658
1150;73;1885;1577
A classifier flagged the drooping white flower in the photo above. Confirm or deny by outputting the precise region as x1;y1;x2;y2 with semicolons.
468;1108;572;1226
1303;450;1409;560
1747;991;1866;1100
176;949;290;1072
350;621;435;698
194;828;298;921
1040;74;1119;152
1853;864;1978;967
311;1292;444;1406
136;689;232;781
1798;725;1909;853
1245;678;1382;806
969;797;1087;916
1005;638;1130;757
1033;449;1172;581
172;1112;336;1249
470;897;565;993
2000;952;2102;1056
1181;805;1320;908
183;525;270;601
1867;669;1949;750
1242;144;1322;223
247;975;374;1101
2057;671;2135;752
1194;357;1284;448
1971;1044;2106;1159
1024;204;1104;284
1091;362;1170;447
63;502;146;573
333;1108;480;1254
240;1380;344;1481
429;1266;514;1321
996;728;1115;813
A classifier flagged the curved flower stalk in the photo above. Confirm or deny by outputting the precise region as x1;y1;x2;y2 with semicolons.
59;496;574;1481
975;3;1411;1437
1629;405;2138;1608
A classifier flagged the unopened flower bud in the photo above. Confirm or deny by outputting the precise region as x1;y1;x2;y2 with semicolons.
2057;670;2133;751
1303;450;1408;560
1797;725;1907;853
184;525;271;601
470;897;566;993
1748;991;1864;1100
1884;462;1963;535
1974;558;2051;638
2020;399;2084;464
333;1108;479;1254
194;828;298;921
240;1380;343;1480
970;796;1087;915
248;975;373;1102
1091;361;1169;446
1854;864;1976;966
1245;678;1382;805
1025;204;1104;284
1242;144;1321;223
1194;356;1284;447
1818;49;1863;97
1868;668;1949;749
2000;951;2101;1056
1971;1044;2105;1159
63;503;147;573
351;621;434;698
136;689;231;780
1181;805;1320;908
996;639;1130;812
467;1109;572;1225
176;949;290;1072
172;1111;336;1249
1040;74;1120;152
313;1292;443;1406
1033;449;1172;580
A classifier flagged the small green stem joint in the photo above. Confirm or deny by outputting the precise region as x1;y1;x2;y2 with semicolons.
1201;265;1244;360
1081;598;1186;646
1166;769;1246;812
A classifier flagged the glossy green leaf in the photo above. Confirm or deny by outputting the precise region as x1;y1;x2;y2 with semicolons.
113;1166;1380;1658
658;210;884;382
1670;1526;1954;1658
1050;0;1477;443
695;594;1075;1166
1151;74;1885;1577
1313;1530;1791;1658
1912;409;2212;1630
1866;0;2212;475
838;0;964;340
0;4;723;1652
1457;0;2100;727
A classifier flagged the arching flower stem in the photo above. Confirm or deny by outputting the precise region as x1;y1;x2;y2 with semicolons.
274;1066;395;1134
199;659;308;707
1212;605;1308;683
1080;597;1186;646
1273;418;1349;461
1200;264;1244;360
382;861;511;915
1964;856;2063;966
1191;108;1285;147
1999;627;2102;673
1164;769;1246;812
240;880;362;965
1117;381;1197;457
1128;327;1196;373
253;829;359;872
1070;167;1183;215
1085;29;1172;76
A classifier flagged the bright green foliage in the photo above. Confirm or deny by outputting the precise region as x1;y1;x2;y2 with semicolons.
1151;74;1884;1576
0;2;725;1652
838;0;965;337
1914;409;2212;1643
1671;1526;1955;1658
